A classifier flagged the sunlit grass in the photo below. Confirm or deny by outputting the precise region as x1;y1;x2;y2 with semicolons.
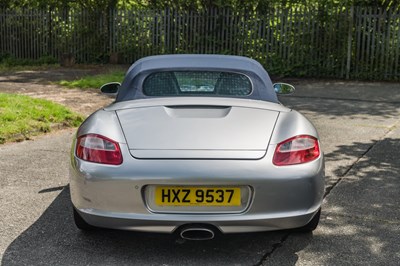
0;93;84;144
58;71;124;89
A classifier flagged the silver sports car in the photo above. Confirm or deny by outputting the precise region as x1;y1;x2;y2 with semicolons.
70;54;324;240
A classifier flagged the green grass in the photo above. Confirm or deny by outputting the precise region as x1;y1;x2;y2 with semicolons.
0;93;84;144
58;71;125;89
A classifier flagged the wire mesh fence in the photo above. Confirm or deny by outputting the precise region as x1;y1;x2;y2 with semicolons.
0;6;399;80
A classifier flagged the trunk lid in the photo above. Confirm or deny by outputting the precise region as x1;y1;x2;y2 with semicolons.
115;99;281;159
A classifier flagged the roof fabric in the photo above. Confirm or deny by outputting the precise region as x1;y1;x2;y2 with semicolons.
117;54;278;103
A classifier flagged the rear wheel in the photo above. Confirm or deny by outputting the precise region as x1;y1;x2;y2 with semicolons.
297;208;321;232
73;207;96;231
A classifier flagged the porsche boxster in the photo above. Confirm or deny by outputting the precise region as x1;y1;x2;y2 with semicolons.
69;54;324;240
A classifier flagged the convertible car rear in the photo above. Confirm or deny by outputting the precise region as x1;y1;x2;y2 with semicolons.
69;55;324;240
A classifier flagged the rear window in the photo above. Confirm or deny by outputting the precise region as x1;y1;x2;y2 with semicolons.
142;71;252;96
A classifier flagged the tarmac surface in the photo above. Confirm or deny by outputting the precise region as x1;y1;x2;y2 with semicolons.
0;77;399;265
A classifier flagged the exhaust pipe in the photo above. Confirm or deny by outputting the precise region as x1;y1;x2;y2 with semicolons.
180;226;215;241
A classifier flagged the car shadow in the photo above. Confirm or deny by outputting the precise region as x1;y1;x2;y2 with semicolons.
1;186;311;266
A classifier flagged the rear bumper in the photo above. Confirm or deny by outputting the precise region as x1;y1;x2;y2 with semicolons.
70;143;325;233
75;208;319;233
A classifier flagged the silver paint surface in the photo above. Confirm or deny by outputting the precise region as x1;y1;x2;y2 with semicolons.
69;55;325;234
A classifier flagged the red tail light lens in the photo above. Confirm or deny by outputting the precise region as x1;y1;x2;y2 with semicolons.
76;134;122;165
273;135;320;166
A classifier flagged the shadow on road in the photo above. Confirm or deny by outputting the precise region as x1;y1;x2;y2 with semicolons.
267;137;400;264
320;137;400;264
324;137;400;220
1;187;309;265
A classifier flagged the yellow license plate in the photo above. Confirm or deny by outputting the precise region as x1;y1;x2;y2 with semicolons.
155;186;241;206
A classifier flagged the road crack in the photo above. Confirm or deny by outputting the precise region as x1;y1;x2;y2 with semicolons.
253;233;290;266
324;122;398;198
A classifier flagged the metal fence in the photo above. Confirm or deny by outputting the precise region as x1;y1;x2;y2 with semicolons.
0;7;399;80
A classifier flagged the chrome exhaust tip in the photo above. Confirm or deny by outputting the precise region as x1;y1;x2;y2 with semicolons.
180;227;215;241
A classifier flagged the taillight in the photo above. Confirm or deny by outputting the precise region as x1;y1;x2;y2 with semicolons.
273;135;320;166
76;134;123;165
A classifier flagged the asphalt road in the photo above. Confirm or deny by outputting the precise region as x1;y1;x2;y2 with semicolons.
1;80;399;265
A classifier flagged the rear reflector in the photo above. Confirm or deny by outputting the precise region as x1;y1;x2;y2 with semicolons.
76;134;122;165
273;135;320;166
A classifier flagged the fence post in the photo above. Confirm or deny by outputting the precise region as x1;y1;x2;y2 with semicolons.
346;6;354;79
47;7;52;57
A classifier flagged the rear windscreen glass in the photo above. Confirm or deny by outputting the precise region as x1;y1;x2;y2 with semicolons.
143;71;252;96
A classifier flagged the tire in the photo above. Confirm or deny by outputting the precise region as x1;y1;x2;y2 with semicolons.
296;208;321;232
73;207;96;231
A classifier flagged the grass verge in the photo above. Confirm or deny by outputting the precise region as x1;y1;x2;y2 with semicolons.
0;93;84;144
58;71;124;89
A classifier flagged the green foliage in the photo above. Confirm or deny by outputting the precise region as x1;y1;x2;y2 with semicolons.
129;0;399;10
58;71;124;89
0;93;83;144
1;0;119;9
1;0;398;9
0;2;398;79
